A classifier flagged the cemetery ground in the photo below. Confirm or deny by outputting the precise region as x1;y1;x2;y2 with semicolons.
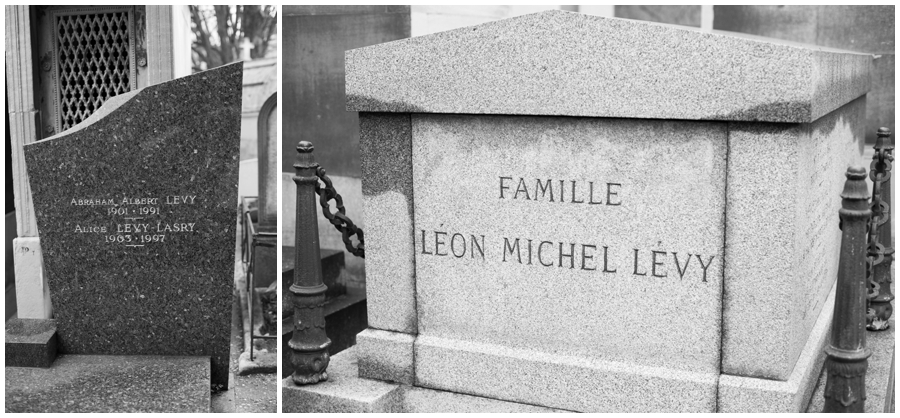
211;210;278;413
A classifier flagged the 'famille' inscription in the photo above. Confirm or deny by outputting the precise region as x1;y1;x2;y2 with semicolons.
70;195;199;248
499;176;622;205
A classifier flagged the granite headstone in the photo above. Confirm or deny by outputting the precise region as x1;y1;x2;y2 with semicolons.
22;62;243;386
329;10;871;412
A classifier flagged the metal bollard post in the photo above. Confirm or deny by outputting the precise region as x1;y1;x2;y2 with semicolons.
867;127;894;330
289;141;332;384
823;166;873;412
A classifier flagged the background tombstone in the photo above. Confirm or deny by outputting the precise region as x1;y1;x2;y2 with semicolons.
253;92;278;289
22;62;243;387
317;10;870;412
257;93;278;237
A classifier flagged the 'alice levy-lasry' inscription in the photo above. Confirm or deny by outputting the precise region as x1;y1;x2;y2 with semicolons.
70;195;199;247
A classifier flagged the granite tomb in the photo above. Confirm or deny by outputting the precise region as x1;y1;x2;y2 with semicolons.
284;10;872;413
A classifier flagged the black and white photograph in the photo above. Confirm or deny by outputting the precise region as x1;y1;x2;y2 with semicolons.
279;4;894;413
5;5;278;412
3;3;895;415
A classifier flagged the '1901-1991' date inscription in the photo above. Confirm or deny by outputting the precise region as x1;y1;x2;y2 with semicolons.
70;195;199;248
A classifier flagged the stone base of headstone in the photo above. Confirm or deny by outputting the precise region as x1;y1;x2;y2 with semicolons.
282;346;564;412
281;287;367;378
5;318;57;368
807;309;895;412
5;354;210;412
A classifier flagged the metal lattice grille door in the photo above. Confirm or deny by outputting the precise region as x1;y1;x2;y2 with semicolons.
52;8;137;132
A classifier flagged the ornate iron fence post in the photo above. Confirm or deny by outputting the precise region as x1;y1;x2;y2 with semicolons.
289;141;331;384
867;127;894;330
823;166;872;412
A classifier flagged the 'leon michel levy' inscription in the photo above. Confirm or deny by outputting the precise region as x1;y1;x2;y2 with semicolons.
71;195;199;246
419;175;717;282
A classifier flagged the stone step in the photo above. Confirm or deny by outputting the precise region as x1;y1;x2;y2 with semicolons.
5;354;211;413
5;318;58;368
806;318;895;413
282;345;567;413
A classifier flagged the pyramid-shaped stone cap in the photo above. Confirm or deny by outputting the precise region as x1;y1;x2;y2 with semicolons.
346;10;871;123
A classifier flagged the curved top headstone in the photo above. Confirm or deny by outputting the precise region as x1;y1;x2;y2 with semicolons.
346;10;871;123
23;62;243;387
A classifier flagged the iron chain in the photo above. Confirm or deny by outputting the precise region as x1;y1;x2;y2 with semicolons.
314;167;365;258
866;148;887;297
865;129;894;329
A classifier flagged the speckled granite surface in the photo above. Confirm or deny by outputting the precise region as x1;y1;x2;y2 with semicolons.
5;318;57;368
357;328;415;385
415;335;718;412
410;115;726;387
283;346;403;413
282;346;565;412
358;113;418;334
5;354;210;412
346;10;870;123
718;284;834;412
22;63;243;386
722;97;867;381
